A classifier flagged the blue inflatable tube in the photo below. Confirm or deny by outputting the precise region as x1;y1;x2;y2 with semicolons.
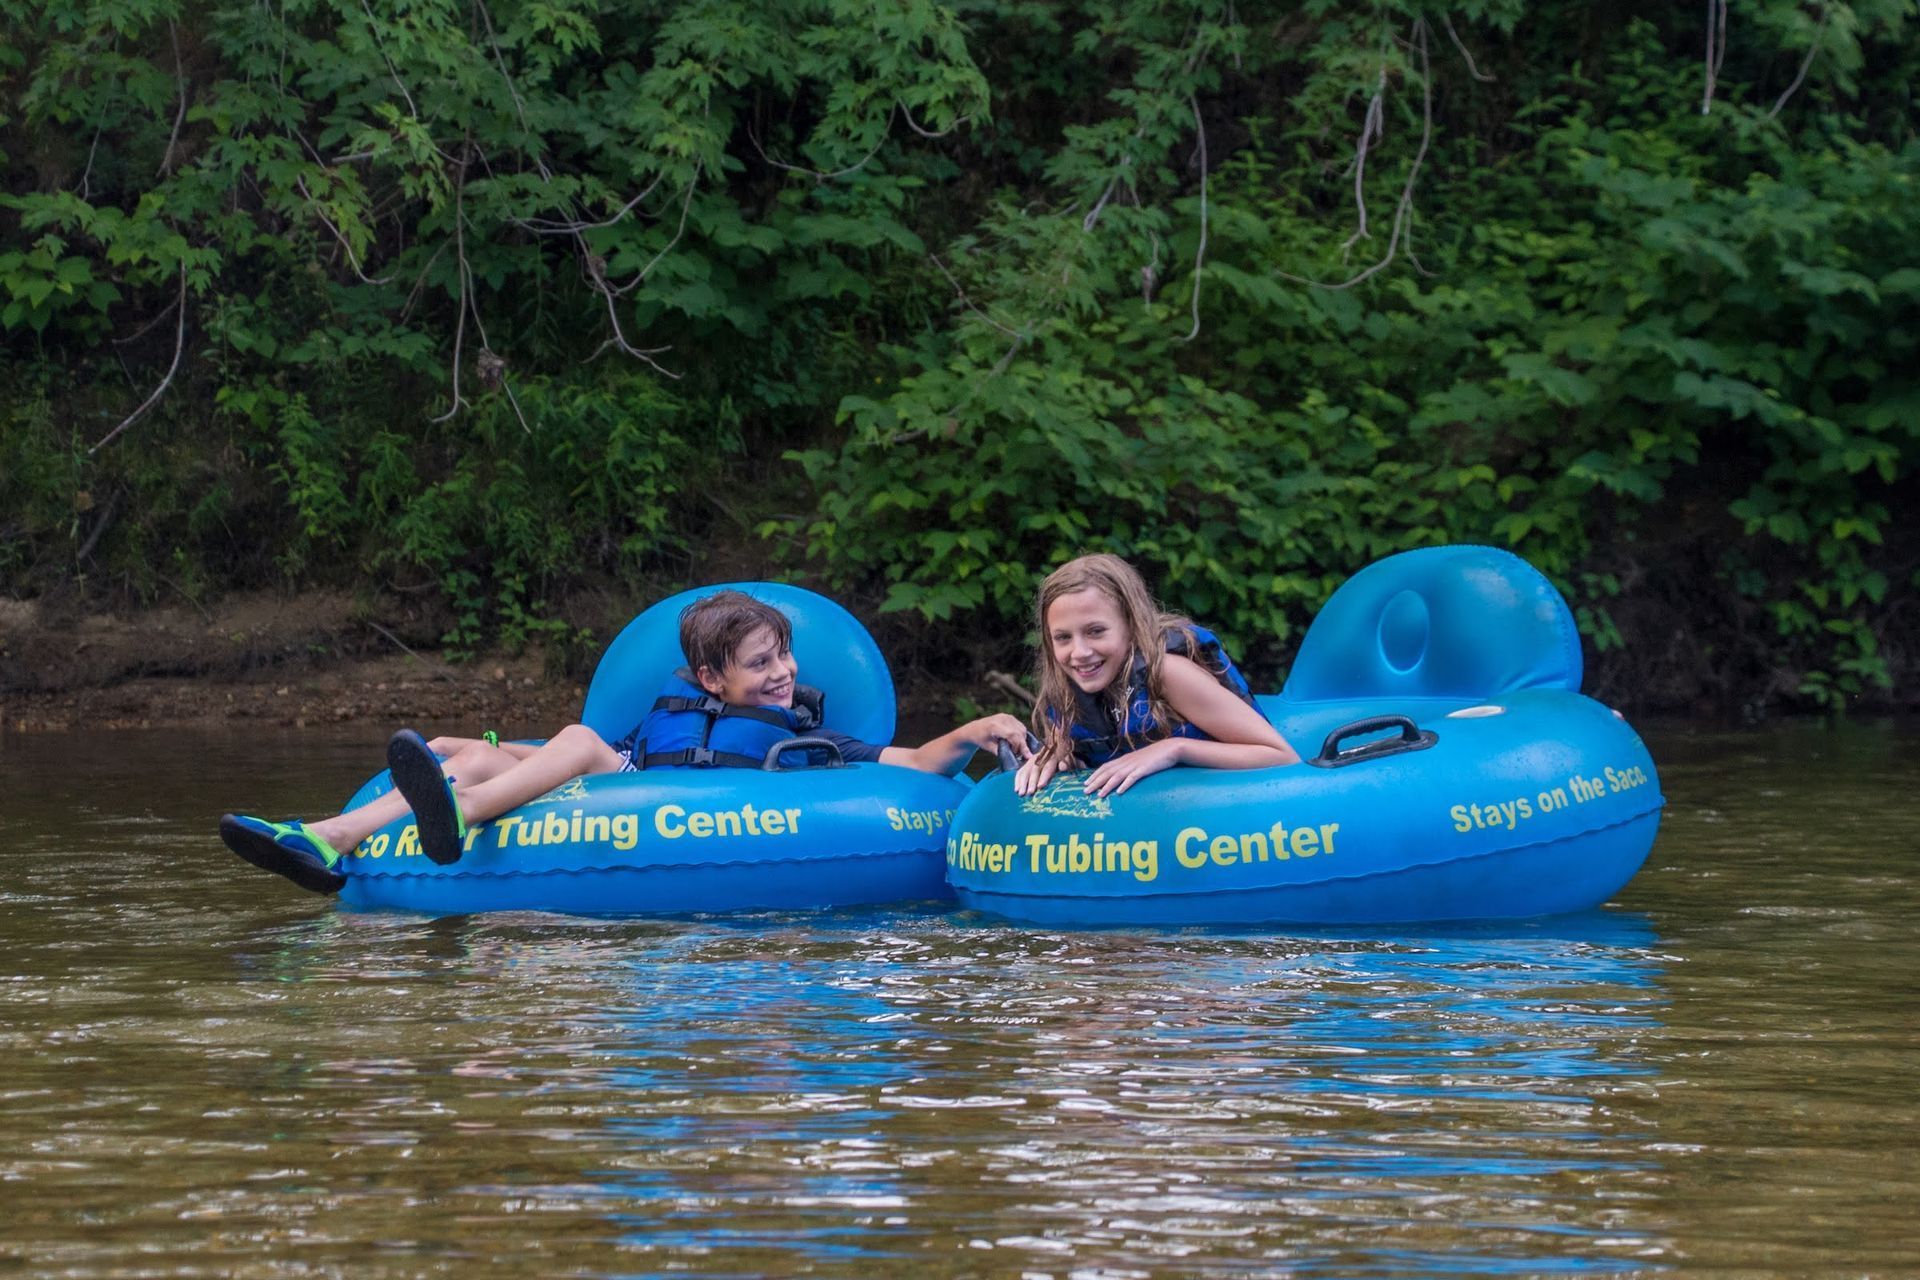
330;583;970;916
947;546;1663;926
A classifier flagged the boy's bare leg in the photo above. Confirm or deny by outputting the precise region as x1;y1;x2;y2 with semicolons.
425;735;542;762
306;740;523;853
450;725;625;827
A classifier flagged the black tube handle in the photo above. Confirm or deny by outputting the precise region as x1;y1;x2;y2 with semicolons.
1309;715;1438;768
993;731;1045;775
761;736;847;770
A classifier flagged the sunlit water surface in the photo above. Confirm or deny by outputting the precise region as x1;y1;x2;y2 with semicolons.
1;720;1915;1277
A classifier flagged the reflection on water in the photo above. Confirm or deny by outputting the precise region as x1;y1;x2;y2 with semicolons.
568;914;1667;1276
1;721;1916;1276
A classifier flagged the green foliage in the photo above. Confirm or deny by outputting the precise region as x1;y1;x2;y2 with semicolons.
2;0;990;628
2;0;1914;708
784;4;1918;707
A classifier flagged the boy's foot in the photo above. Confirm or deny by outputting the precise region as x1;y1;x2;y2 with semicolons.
386;729;467;865
219;814;347;895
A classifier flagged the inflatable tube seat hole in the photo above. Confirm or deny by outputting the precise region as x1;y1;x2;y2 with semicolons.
1378;590;1430;674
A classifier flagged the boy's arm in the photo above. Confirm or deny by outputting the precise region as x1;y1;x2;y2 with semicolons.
878;713;1032;775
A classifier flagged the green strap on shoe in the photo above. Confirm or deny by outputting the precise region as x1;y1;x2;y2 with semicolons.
273;820;343;868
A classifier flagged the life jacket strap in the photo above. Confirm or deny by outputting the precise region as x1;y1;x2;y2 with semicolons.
649;694;795;729
640;745;767;770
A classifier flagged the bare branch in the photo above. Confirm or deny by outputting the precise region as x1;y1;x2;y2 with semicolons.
1082;173;1121;233
896;99;970;139
1340;67;1387;261
497;368;532;434
472;0;572;222
1701;0;1730;114
109;291;180;345
291;128;373;180
158;22;189;176
295;175;394;285
976;334;1024;391
399;240;450;323
929;253;1022;338
448;264;534;433
364;619;459;680
91;262;188;454
748;117;891;181
985;670;1037;708
1769;3;1832;119
77;124;103;200
360;0;420;119
75;487;122;564
471;0;533;144
1179;93;1209;343
1082;121;1149;234
429;148;471;424
605;172;699;297
586;324;682;378
582;254;682;379
509;177;665;235
1441;13;1494;81
1278;18;1434;292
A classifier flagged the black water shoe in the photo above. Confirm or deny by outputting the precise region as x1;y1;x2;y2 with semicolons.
219;814;347;895
385;729;468;865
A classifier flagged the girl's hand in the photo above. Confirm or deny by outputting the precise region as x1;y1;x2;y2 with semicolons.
1013;752;1061;796
1083;738;1183;798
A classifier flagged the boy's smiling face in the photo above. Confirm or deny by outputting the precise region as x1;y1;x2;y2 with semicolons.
696;624;798;707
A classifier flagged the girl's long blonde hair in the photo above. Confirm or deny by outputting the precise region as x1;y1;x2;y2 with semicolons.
1030;554;1198;768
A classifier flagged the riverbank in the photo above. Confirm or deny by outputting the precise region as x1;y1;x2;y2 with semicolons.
0;591;988;737
4;581;1910;734
0;592;582;735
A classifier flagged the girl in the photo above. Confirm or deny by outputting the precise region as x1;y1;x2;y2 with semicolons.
1013;554;1299;798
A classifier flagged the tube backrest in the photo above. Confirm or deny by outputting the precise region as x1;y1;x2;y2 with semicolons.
581;582;896;747
1281;545;1583;702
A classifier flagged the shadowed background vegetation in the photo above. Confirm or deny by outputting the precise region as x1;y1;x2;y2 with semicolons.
3;0;1914;711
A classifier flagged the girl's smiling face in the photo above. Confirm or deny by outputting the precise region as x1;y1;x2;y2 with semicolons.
1046;588;1132;695
698;624;797;707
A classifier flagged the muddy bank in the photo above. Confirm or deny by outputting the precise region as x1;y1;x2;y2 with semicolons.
10;582;1903;736
0;592;994;738
0;593;585;735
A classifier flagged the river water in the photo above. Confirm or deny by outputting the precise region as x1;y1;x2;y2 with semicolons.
1;720;1914;1277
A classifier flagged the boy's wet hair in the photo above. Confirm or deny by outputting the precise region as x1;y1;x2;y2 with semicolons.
679;589;793;677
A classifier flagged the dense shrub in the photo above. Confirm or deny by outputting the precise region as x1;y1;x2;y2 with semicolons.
3;1;1914;706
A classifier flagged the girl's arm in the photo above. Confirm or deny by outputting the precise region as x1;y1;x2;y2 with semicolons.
1081;655;1298;796
1162;655;1298;761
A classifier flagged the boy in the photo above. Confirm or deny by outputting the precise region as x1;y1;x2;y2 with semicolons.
220;590;1030;894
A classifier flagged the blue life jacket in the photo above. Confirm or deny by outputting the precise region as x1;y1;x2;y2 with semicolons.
1061;626;1255;767
617;670;828;770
